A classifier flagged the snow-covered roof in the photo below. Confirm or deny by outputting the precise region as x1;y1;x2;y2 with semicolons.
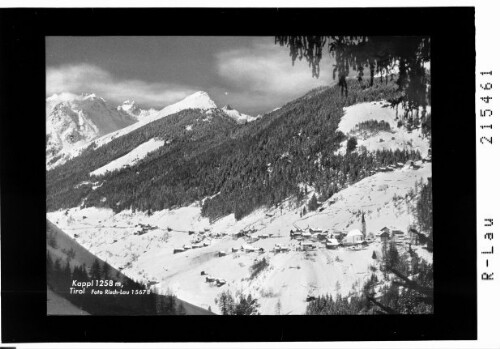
346;229;364;237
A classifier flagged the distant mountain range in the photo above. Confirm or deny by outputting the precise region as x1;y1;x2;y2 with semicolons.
46;91;257;169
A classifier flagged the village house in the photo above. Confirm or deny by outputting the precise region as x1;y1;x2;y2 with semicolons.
343;229;365;245
377;231;390;243
301;242;316;251
241;244;256;253
380;227;391;236
325;238;339;249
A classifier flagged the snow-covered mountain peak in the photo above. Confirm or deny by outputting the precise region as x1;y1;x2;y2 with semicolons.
82;92;102;101
118;99;138;113
154;91;217;120
176;91;218;110
117;100;157;121
46;92;137;167
221;105;258;125
122;99;135;106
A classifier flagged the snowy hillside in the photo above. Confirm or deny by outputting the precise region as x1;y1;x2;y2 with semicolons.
46;93;136;166
47;92;432;314
222;105;258;124
90;138;166;177
47;87;432;315
336;101;431;157
48;161;431;315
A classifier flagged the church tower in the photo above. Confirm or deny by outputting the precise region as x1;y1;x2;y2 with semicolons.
361;212;366;238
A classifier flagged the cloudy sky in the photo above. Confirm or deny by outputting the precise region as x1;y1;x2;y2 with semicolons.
46;36;336;115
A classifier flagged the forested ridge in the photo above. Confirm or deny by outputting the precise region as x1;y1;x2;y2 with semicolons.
47;78;422;221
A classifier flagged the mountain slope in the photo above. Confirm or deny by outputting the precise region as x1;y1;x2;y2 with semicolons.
46;93;137;166
47;78;432;315
47;80;419;220
47;219;213;315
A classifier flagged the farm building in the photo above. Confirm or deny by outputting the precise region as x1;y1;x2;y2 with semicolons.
343;229;365;245
241;244;256;252
316;233;328;241
380;227;391;235
301;242;316;251
326;238;339;249
377;231;390;243
218;251;227;257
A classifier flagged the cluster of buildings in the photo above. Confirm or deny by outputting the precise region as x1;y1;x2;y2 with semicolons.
289;212;426;251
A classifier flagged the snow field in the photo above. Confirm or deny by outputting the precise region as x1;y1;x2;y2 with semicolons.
336;101;431;156
90;138;165;176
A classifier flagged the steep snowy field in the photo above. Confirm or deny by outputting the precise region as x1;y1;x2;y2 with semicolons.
336;101;431;156
48;161;431;315
90;138;166;177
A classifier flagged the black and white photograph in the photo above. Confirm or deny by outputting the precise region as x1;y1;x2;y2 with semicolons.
45;35;433;316
1;5;483;345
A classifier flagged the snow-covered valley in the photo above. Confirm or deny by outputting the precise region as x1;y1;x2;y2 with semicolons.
48;160;431;315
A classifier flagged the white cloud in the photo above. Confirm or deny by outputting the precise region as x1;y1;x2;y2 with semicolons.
46;64;196;107
215;40;335;113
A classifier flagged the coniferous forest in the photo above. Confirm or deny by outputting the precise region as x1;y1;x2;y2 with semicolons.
47;78;423;222
47;253;184;315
